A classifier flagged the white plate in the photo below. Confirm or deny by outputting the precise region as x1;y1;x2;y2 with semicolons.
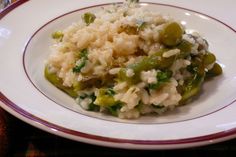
0;0;236;149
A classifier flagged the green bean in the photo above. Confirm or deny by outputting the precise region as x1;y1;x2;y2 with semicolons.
95;88;117;106
207;63;222;77
44;66;78;98
177;40;192;58
160;22;183;47
118;49;176;84
180;74;205;104
203;52;216;66
180;56;206;104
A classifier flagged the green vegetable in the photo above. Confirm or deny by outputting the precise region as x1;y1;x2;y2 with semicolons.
79;49;88;58
82;12;96;25
73;59;86;73
180;57;206;104
95;88;117;106
148;70;173;89
73;49;88;73
44;66;78;98
95;88;121;116
79;93;88;100
180;74;204;104
105;88;116;96
137;21;147;31
118;49;177;84
177;40;192;58
206;63;222;77
106;102;122;116
52;31;64;41
78;93;100;111
203;52;216;66
160;22;183;47
88;94;100;111
88;103;100;111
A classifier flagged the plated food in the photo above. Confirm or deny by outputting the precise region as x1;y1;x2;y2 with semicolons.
45;1;222;119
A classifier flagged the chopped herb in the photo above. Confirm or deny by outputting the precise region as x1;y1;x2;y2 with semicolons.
95;88;117;106
79;93;88;99
73;49;88;73
80;49;88;58
157;70;172;81
78;93;100;111
88;103;100;111
187;64;198;74
82;12;96;25
135;101;143;111
148;70;172;89
137;21;147;31
88;94;100;111
73;59;86;73
89;93;97;101
105;88;116;96
106;102;123;116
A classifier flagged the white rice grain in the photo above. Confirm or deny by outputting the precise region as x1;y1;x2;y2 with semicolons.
162;49;180;58
109;68;121;75
140;69;157;84
126;69;135;77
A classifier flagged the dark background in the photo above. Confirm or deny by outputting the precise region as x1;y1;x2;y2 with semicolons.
1;107;236;157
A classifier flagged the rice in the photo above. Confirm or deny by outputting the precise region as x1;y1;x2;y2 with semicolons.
162;49;180;58
45;0;222;119
140;70;157;84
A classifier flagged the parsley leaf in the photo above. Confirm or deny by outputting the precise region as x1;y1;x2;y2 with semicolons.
73;58;86;73
148;70;172;90
105;88;116;96
73;49;88;73
107;102;123;116
137;21;147;31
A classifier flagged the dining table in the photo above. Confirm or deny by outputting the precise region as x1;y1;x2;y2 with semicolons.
1;107;236;156
0;0;236;156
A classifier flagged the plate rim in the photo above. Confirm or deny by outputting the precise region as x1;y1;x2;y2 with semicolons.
1;0;236;148
1;92;236;146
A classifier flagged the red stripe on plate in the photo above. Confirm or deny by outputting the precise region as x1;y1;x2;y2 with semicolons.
0;0;29;20
1;91;236;145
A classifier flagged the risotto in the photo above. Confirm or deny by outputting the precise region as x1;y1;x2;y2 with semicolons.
45;1;222;119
